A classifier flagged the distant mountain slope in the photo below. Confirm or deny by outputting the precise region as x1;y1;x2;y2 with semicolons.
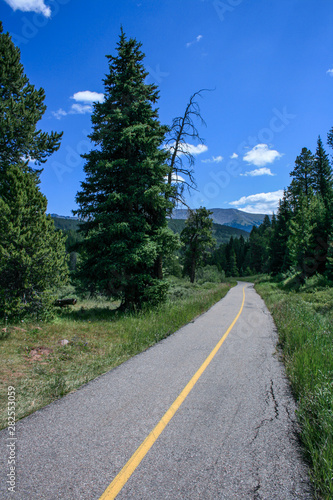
51;215;81;232
52;208;268;235
51;215;248;247
171;208;271;232
168;219;249;246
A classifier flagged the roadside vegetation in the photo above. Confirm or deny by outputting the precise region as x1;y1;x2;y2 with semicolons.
0;278;233;430
256;274;333;500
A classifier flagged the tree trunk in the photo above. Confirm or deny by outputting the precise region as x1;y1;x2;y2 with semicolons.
54;298;77;307
155;255;163;279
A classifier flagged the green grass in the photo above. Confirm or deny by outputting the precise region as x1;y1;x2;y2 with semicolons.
256;276;333;499
0;279;234;430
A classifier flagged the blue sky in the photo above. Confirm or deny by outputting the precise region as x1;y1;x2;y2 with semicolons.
1;0;333;215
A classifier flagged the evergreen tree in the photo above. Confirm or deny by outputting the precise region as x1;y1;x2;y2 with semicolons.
288;147;315;208
233;235;246;275
0;22;67;319
0;22;62;168
225;237;239;276
223;237;232;275
248;220;271;273
313;136;333;257
286;139;333;275
261;214;271;232
228;249;239;277
270;191;292;275
181;208;216;283
327;126;333;156
209;234;250;277
288;194;326;277
313;136;333;209
242;246;252;276
0;165;68;319
75;31;177;309
209;242;228;273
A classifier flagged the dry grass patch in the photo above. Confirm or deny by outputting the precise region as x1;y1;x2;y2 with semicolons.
0;281;233;429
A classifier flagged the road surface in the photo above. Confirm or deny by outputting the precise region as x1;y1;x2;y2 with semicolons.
0;282;312;499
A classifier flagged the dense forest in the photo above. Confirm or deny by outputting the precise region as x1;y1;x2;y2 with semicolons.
209;136;333;281
52;215;249;248
168;218;249;245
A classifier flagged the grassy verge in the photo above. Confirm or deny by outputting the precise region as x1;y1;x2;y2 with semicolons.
256;276;333;499
0;279;233;430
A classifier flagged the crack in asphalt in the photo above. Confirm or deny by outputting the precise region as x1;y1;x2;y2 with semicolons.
253;481;262;499
250;379;280;445
270;379;279;419
250;417;274;444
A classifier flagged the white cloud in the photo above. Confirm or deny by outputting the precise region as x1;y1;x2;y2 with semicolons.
230;153;238;159
4;0;51;17
230;190;284;214
186;143;208;155
52;90;104;119
202;155;223;164
52;108;67;120
327;69;333;77
186;34;203;48
240;167;275;177
69;103;92;115
243;144;282;167
165;142;208;156
165;173;185;183
71;91;104;104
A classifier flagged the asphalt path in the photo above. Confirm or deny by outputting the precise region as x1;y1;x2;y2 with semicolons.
0;282;312;499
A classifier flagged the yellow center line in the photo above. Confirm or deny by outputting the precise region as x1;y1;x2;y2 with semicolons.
99;286;246;500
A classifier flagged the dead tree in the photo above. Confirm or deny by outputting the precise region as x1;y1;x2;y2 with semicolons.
165;89;211;207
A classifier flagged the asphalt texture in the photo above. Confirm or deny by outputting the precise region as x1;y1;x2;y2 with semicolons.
0;282;312;499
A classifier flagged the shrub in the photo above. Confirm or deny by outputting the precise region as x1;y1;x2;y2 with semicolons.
196;265;225;284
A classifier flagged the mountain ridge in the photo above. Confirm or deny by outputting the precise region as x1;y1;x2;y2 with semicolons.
171;208;271;232
50;208;270;233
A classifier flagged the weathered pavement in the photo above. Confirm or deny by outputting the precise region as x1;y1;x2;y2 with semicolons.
0;282;312;499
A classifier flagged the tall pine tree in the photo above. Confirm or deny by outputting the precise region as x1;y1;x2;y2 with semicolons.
311;137;333;271
75;30;177;309
287;194;326;278
0;165;68;319
313;136;333;208
180;208;216;283
248;218;272;274
270;191;292;275
288;147;315;209
0;22;62;168
0;22;68;319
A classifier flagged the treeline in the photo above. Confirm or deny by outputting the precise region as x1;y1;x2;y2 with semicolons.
210;136;333;280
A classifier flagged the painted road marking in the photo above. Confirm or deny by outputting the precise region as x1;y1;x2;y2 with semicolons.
99;286;246;499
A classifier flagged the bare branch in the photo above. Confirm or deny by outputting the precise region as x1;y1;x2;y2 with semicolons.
165;89;213;207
